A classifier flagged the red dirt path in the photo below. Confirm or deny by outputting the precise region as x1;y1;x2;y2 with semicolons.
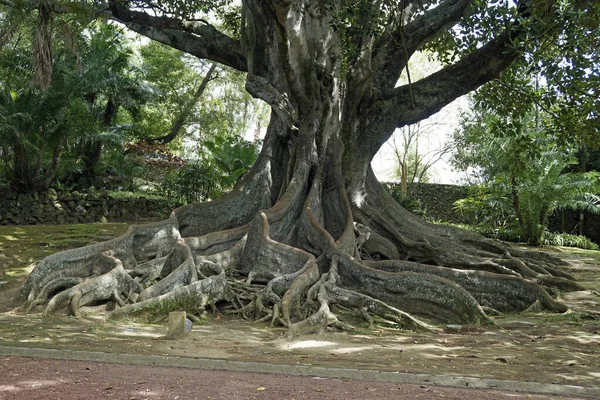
0;356;585;400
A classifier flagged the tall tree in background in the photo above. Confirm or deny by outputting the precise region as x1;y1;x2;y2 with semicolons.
137;41;218;147
453;94;600;246
76;22;149;182
13;0;599;334
390;121;451;193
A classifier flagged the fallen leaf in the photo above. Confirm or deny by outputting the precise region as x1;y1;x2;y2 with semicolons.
256;387;265;391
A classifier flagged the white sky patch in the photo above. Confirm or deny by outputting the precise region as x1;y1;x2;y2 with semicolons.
351;189;367;208
372;95;468;185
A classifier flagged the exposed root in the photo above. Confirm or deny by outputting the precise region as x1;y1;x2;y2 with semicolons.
287;282;349;337
103;266;228;323
323;284;435;332
43;254;142;318
137;241;198;301
364;259;568;313
18;215;180;305
18;163;580;336
20;277;85;313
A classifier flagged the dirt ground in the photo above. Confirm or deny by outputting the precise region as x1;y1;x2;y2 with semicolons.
0;224;599;389
1;356;579;400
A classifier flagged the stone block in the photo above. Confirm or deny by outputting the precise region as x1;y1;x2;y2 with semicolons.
166;311;189;339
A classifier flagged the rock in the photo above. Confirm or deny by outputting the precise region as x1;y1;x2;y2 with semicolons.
47;188;58;201
445;324;462;333
166;311;188;339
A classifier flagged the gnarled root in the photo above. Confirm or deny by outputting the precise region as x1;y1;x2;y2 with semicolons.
18;163;580;337
43;254;142;318
103;266;228;323
17;277;85;313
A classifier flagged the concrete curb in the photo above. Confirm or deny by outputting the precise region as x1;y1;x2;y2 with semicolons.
0;345;598;398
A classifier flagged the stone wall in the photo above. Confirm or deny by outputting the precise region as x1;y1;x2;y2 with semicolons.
408;183;469;222
0;189;178;225
385;182;470;223
548;210;600;244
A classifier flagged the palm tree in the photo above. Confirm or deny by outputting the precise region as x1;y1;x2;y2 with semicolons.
517;152;600;246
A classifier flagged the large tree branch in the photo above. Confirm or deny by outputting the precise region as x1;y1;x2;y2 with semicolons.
372;0;473;92
107;3;247;72
366;32;519;155
0;0;248;71
147;64;218;145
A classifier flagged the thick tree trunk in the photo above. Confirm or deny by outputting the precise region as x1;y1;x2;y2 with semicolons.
16;0;580;334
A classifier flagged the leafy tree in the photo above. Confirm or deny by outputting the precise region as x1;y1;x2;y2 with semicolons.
389;121;451;193
137;41;217;147
74;22;150;183
0;12;98;192
14;0;598;334
453;85;600;245
159;136;260;203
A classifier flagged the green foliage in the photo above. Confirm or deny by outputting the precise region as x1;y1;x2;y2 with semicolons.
453;185;514;228
452;59;600;246
202;135;260;189
543;232;599;251
0;18;150;192
451;223;599;250
384;183;426;218
160;161;221;204
157;136;260;204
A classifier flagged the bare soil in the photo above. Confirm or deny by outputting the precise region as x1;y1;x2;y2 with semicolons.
1;224;599;388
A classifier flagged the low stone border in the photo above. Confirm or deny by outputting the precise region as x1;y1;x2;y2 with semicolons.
0;345;597;398
0;189;178;225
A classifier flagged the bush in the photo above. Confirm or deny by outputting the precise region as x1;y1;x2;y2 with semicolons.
542;231;599;250
451;223;599;250
159;161;222;204
384;183;426;218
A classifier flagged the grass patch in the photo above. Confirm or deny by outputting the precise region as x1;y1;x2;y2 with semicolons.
0;223;130;284
447;223;599;250
107;191;170;201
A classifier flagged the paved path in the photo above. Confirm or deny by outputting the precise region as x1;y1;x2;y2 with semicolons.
0;346;596;399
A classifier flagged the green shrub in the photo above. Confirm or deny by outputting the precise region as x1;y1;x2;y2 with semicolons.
542;231;599;250
451;223;599;250
159;161;222;204
384;183;426;218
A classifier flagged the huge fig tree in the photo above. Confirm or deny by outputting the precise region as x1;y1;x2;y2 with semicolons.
14;0;592;335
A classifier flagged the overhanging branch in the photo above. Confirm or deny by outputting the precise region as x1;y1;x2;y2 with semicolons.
107;2;247;72
364;32;519;156
390;32;518;126
372;0;473;92
0;0;249;72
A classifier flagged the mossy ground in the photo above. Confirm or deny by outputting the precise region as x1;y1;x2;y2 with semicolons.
0;223;129;311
